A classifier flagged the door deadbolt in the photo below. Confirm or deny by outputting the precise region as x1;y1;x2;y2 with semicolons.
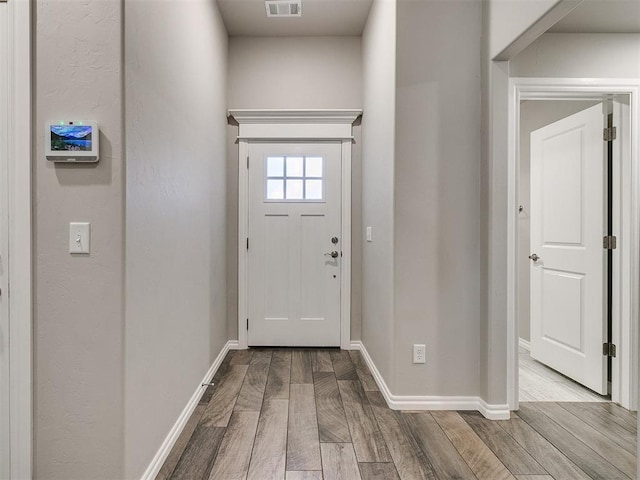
331;237;339;244
529;253;540;262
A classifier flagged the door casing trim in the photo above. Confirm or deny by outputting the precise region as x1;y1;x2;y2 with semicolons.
230;109;361;350
507;78;639;410
3;0;32;477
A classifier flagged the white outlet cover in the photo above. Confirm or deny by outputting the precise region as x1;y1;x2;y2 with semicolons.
69;222;91;254
413;344;426;364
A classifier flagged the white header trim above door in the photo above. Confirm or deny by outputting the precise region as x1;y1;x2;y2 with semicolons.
231;109;361;350
229;109;361;141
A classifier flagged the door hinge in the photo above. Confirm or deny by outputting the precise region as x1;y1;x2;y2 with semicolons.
603;342;617;358
246;318;249;330
603;235;617;250
246;238;249;250
247;156;250;169
603;127;617;142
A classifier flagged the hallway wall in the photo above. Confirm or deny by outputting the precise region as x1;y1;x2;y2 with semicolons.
226;36;364;341
124;1;229;478
393;0;482;396
510;33;640;78
361;0;397;387
33;1;125;478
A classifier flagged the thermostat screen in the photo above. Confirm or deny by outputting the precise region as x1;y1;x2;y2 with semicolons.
50;125;93;152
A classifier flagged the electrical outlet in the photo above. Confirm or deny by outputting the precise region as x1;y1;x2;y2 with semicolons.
413;344;426;364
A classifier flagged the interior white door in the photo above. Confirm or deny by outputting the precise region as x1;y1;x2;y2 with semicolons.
530;103;607;395
248;142;342;346
0;2;10;476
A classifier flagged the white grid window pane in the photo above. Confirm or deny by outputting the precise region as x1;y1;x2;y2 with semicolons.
267;179;285;199
267;157;284;177
306;157;323;178
286;157;304;177
305;180;323;200
286;179;304;199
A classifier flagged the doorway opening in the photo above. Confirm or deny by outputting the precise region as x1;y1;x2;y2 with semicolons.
508;79;639;411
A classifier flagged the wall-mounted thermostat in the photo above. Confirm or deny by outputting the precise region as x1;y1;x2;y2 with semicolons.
45;121;99;162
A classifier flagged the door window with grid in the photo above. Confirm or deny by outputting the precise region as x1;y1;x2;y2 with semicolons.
265;155;324;201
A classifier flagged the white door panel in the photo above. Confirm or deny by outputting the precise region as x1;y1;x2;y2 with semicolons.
530;103;607;395
248;142;342;346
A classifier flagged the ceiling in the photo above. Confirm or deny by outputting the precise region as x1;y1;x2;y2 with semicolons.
217;0;373;36
549;0;640;33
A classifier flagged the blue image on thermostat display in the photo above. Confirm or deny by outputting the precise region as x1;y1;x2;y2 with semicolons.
50;125;93;152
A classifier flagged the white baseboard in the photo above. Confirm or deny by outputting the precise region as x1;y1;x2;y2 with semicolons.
519;338;531;352
350;341;510;420
140;340;235;480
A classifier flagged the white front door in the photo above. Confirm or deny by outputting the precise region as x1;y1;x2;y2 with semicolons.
530;103;608;395
0;1;10;475
247;142;342;346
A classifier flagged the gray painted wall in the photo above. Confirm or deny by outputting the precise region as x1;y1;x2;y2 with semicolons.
393;0;482;396
361;0;397;387
124;1;228;477
518;100;599;344
34;1;125;477
226;36;363;341
511;33;640;78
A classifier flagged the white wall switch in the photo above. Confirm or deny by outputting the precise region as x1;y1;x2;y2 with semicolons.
413;344;426;364
69;222;91;254
366;226;372;242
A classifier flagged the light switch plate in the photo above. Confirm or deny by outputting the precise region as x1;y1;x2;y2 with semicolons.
69;222;91;254
366;226;372;242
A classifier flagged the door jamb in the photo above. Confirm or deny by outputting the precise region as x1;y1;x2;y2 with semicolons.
3;0;33;477
229;109;361;350
508;78;639;410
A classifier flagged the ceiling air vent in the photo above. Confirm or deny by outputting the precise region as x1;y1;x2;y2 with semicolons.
265;0;302;17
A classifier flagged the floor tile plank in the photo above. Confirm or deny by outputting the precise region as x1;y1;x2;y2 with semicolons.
169;424;225;480
208;411;260;480
291;349;314;384
403;412;477;480
234;351;272;411
247;399;288;480
286;472;323;480
431;411;515;480
530;402;636;478
321;443;362;480
156;404;206;480
498;416;591;480
358;463;400;480
514;476;554;480
558;402;636;453
331;350;358;380
313;350;335;372
314;371;351;443
516;403;629;480
366;391;435;480
460;411;546;475
200;365;249;427
287;384;322;470
265;349;292;400
230;349;254;365
339;381;391;463
596;401;638;430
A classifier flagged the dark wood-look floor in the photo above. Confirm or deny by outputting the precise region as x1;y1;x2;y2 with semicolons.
157;348;638;480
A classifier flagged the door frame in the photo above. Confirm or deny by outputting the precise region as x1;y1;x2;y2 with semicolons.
229;109;361;350
2;0;32;477
507;78;639;410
